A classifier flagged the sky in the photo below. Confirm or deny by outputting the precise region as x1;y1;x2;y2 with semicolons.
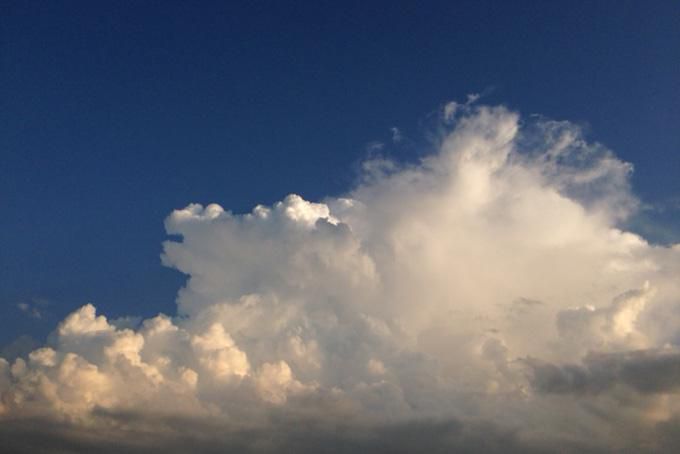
1;1;680;452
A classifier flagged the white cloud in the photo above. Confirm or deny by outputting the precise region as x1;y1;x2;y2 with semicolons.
2;103;680;451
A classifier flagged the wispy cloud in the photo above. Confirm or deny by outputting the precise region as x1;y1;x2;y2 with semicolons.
15;298;50;320
390;126;402;143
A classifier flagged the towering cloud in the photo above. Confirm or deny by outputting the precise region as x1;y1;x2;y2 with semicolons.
2;103;679;452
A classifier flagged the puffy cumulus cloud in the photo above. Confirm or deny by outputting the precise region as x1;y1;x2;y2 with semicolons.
2;103;680;452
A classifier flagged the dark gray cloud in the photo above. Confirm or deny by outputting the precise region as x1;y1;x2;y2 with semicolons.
525;348;680;395
0;414;603;454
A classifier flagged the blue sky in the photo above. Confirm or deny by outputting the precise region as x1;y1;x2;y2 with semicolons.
1;0;678;347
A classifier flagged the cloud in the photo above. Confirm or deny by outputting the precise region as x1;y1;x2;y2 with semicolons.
390;127;402;143
525;347;680;396
16;297;50;319
0;336;40;363
0;414;569;454
443;92;480;122
365;140;385;153
1;103;679;451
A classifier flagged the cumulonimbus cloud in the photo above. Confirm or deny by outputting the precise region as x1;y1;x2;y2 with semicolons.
2;103;680;452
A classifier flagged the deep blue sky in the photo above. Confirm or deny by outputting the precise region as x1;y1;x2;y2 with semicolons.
1;1;678;346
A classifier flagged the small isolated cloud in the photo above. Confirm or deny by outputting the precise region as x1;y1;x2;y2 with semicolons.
365;140;385;153
641;196;680;214
390;126;402;143
16;298;50;319
1;102;680;452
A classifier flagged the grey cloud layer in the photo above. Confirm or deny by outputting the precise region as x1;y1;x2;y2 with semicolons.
2;104;680;452
527;348;680;395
